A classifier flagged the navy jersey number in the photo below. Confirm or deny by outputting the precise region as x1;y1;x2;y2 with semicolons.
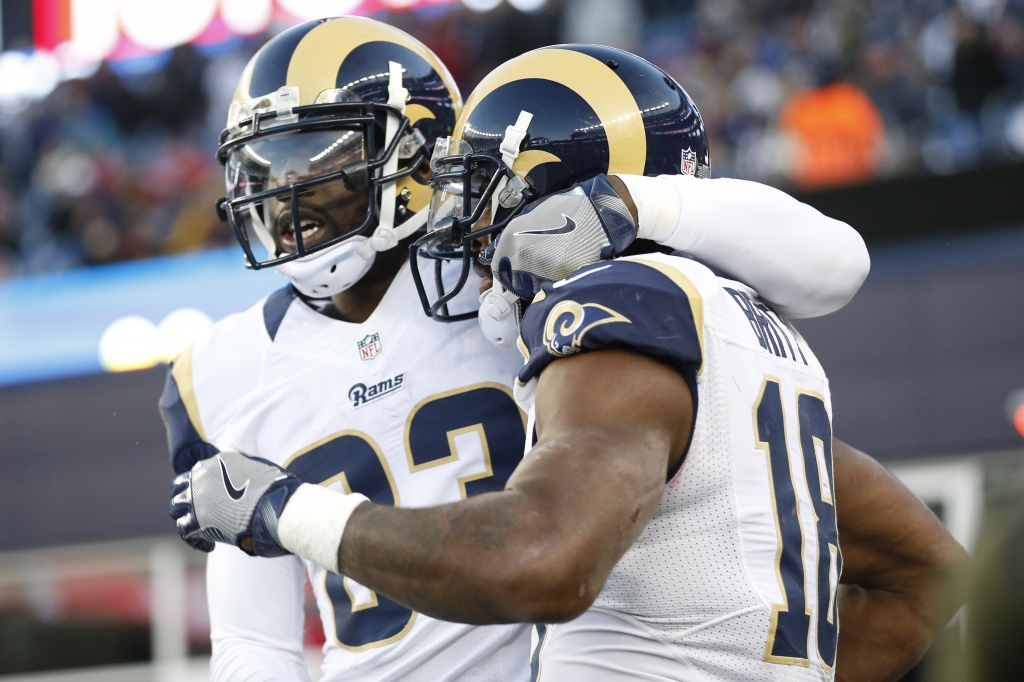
756;378;841;671
285;432;414;651
285;385;526;651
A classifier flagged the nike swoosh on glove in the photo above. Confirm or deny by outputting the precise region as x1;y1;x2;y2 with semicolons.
491;174;637;299
169;451;302;557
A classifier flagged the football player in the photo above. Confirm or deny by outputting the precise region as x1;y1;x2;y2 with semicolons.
164;34;899;681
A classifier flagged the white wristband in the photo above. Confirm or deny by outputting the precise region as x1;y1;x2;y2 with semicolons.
277;483;369;574
613;174;684;244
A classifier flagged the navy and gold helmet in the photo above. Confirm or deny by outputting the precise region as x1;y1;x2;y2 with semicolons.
411;43;708;320
216;17;461;297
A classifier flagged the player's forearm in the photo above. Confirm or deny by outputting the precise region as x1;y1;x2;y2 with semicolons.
336;396;672;626
338;491;595;624
835;584;934;682
832;440;969;680
836;545;967;681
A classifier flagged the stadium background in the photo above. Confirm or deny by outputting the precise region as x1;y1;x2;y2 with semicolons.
0;0;1022;679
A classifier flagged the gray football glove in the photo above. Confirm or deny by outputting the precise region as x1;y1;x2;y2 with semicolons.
169;451;302;557
490;174;637;299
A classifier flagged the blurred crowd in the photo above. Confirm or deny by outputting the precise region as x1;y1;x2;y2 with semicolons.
1;0;1023;279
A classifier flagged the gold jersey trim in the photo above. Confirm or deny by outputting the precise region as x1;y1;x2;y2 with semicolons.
170;344;206;442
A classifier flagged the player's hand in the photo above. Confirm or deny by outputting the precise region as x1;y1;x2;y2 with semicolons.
169;451;302;557
490;174;637;298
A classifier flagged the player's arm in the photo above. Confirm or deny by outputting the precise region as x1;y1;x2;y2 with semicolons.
610;173;869;318
172;347;693;624
207;546;312;682
337;348;692;623
832;439;969;682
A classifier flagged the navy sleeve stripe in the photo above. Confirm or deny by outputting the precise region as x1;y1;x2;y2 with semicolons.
160;357;219;475
263;285;297;341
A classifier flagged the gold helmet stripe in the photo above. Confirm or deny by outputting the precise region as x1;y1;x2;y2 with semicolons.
405;103;436;125
455;48;646;175
286;17;462;108
513;149;561;178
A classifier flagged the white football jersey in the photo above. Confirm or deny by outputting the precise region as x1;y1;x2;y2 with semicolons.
516;253;839;681
161;261;532;682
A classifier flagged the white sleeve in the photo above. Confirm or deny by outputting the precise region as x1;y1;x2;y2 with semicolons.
616;173;870;319
207;544;312;682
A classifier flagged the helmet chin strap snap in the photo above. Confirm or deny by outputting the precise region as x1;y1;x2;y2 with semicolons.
359;208;427;259
477;286;521;349
475;112;534;336
500;110;533;169
491;110;533;219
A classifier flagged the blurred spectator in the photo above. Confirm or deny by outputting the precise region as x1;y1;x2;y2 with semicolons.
562;0;643;52
0;43;247;279
953;14;1006;112
2;0;1024;278
780;81;885;188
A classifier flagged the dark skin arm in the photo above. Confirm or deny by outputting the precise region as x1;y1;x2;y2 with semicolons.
338;349;693;624
833;439;969;682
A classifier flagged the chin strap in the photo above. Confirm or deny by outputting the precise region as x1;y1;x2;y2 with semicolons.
500;110;533;168
360;61;411;260
491;109;533;221
478;286;521;349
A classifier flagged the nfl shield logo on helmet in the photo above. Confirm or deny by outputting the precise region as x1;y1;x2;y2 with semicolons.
357;333;383;361
680;148;697;176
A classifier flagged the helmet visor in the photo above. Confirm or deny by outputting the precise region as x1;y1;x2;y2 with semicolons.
225;128;365;200
223;128;368;261
427;138;481;233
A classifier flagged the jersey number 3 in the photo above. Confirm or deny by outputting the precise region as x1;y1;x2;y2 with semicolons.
755;378;841;671
284;384;526;652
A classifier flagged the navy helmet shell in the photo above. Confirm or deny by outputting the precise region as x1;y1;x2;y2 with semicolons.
455;44;709;198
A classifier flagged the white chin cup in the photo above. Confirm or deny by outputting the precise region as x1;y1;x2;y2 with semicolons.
275;237;376;298
478;287;521;349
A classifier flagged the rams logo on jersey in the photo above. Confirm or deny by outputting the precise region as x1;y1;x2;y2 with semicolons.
543;300;630;357
349;373;405;408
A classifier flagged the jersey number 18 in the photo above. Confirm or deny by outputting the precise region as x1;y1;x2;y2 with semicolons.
755;377;841;671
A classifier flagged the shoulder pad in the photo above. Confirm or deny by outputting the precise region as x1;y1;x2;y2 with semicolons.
517;257;704;385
